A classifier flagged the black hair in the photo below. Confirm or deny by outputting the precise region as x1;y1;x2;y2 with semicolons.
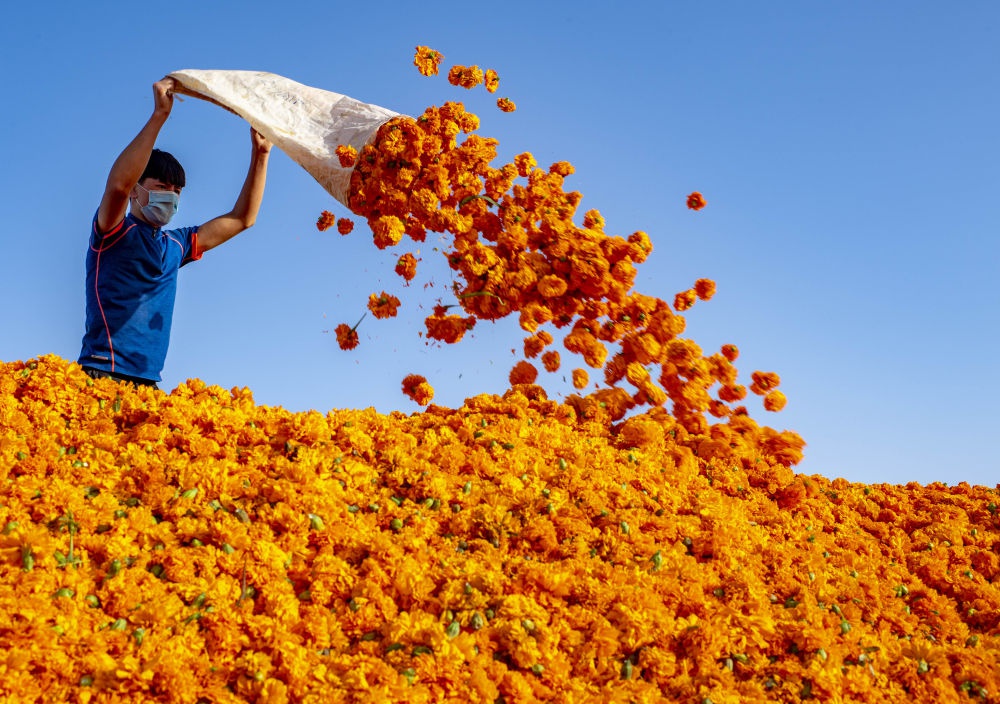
140;149;186;188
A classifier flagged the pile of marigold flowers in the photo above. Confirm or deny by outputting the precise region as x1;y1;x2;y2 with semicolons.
1;355;999;703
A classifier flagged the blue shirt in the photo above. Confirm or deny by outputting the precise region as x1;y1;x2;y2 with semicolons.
79;211;201;382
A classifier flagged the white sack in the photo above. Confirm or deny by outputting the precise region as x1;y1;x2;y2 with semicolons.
169;69;401;207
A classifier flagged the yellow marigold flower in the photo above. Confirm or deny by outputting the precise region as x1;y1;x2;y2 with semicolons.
413;46;444;76
720;343;739;362
686;191;707;210
335;144;358;168
332;218;352;236
371;215;405;249
509;360;538;385
401;373;434;404
694;278;716;300
316;210;335;232
335;322;359;351
497;97;516;112
367;292;401;319
673;289;696;312
763;389;787;411
448;64;484;89
572;368;589;389
484;68;500;93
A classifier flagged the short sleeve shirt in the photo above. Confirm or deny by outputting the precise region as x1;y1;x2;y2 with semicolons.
78;211;202;382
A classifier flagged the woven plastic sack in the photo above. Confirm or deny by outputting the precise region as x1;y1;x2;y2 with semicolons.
169;69;401;207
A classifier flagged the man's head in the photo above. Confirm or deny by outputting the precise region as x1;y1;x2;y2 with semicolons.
130;149;185;227
141;148;185;189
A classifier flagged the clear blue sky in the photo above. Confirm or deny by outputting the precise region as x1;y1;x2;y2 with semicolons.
2;2;997;486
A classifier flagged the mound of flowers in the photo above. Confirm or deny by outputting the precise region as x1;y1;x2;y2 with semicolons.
1;356;999;703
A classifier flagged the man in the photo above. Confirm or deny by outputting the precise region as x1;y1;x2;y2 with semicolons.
79;77;272;388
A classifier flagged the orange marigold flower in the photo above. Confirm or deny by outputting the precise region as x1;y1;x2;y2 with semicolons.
448;64;484;89
673;289;696;312
316;210;335;232
484;68;500;93
583;209;605;230
720;343;739;362
335;144;358;168
523;331;553;359
541;350;560;373
687;191;707;210
371;215;405;249
750;371;781;395
514;152;536;177
335;323;359;351
509;360;538;385
426;309;476;344
537;274;568;298
549;161;574;176
694;278;716;300
337;218;354;235
718;384;747;403
497;97;516;113
401;373;434;405
572;368;589;389
368;292;401;319
395;253;418;282
763;389;787;412
413;46;444;77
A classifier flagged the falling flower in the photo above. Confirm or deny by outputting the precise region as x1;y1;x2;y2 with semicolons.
447;64;484;89
395;253;418;282
316;210;336;231
763;389;787;411
509;360;538;385
368;292;401;319
673;289;697;312
687;191;707;210
413;46;444;76
497;97;516;113
694;278;716;300
484;68;500;93
401;373;434;404
750;371;781;395
335;322;360;350
337;217;354;235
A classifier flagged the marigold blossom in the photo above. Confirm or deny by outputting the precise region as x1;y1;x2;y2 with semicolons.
335;144;358;168
686;191;707;210
316;210;335;231
335;322;360;350
413;46;444;76
337;217;354;235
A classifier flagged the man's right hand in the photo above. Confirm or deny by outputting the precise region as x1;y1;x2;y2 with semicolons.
152;77;176;117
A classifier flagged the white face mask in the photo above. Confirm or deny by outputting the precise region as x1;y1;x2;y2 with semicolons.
135;183;179;227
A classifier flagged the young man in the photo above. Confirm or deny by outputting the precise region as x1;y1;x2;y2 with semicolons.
79;77;272;388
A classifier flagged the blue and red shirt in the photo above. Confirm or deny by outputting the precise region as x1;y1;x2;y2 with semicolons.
79;211;201;382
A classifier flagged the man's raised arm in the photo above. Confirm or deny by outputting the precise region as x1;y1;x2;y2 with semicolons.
97;78;175;233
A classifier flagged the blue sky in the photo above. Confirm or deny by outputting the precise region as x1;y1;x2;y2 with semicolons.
2;2;997;486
